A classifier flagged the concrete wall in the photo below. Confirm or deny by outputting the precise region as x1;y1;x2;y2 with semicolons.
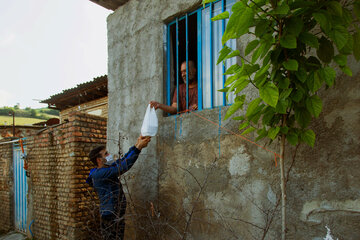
107;0;360;239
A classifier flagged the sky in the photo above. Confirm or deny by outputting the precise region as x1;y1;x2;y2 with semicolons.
0;0;112;108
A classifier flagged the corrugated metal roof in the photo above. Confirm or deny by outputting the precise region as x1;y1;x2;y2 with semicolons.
41;75;107;110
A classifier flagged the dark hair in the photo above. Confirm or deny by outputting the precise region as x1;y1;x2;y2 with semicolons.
181;60;196;69
89;146;105;166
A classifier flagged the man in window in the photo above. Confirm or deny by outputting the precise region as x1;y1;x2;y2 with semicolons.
150;60;198;114
86;135;151;240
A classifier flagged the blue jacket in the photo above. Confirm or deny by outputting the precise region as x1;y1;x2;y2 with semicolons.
86;146;141;216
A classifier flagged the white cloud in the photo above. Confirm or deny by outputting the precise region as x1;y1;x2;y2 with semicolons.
0;89;13;106
0;33;15;47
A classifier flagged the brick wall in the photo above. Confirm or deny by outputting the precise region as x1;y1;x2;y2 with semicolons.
27;113;106;240
0;126;43;139
60;97;108;123
0;141;14;233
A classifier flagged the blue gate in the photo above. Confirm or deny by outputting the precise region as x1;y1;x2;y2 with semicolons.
13;139;28;233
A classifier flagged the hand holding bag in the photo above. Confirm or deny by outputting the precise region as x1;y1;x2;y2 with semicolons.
141;104;158;136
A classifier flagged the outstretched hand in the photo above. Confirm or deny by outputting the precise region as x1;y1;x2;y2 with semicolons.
149;101;161;110
135;135;151;150
189;104;198;111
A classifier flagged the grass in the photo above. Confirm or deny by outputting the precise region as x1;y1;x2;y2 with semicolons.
0;116;47;125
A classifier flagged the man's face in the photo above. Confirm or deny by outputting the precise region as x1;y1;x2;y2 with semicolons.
181;62;196;84
98;149;109;165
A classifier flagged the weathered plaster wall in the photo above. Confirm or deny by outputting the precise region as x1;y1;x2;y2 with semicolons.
107;0;360;239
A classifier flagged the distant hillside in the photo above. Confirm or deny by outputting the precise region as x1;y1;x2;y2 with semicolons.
0;116;46;125
0;106;59;125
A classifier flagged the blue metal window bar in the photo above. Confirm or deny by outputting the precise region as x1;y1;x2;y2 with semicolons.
166;0;234;114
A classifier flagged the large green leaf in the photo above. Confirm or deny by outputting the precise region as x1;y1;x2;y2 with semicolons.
341;66;353;76
273;2;290;15
295;108;311;128
291;89;304;102
279;88;293;99
261;43;273;61
254;64;270;82
280;126;289;134
218;87;230;92
251;41;269;63
275;99;288;114
278;77;290;89
245;40;260;56
242;126;256;135
211;11;229;21
225;50;240;60
327;1;343;16
299;32;319;49
295;68;307;83
246;98;262;117
224;75;238;86
334;54;347;66
268;127;281;140
262;107;275;125
283;59;298;71
256;128;268;141
313;12;331;33
280;35;297;49
328;25;348;50
249;105;264;124
355;1;360;19
239;64;260;77
306;95;322;118
308;71;323;92
287;132;298;146
255;19;270;37
233;116;245;121
238;121;249;130
321;67;336;87
233;78;250;94
354;32;360;61
222;2;254;45
301;129;315;147
286;17;304;36
342;8;353;26
340;33;354;55
226;76;247;97
224;97;245;120
317;37;334;63
224;64;241;75
217;46;232;65
259;82;279;108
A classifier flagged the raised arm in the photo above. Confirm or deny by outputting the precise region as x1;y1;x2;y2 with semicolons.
115;135;151;174
96;136;151;178
149;101;177;114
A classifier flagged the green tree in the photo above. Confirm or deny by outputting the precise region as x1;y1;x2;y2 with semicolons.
207;0;359;239
30;109;37;118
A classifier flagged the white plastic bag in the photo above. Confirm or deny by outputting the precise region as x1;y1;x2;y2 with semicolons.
141;104;158;136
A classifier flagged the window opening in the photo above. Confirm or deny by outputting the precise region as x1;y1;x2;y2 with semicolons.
166;0;236;114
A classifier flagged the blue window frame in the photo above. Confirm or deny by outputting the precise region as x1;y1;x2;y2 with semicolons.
165;0;236;113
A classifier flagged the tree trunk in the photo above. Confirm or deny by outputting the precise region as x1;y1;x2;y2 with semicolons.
280;115;287;240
